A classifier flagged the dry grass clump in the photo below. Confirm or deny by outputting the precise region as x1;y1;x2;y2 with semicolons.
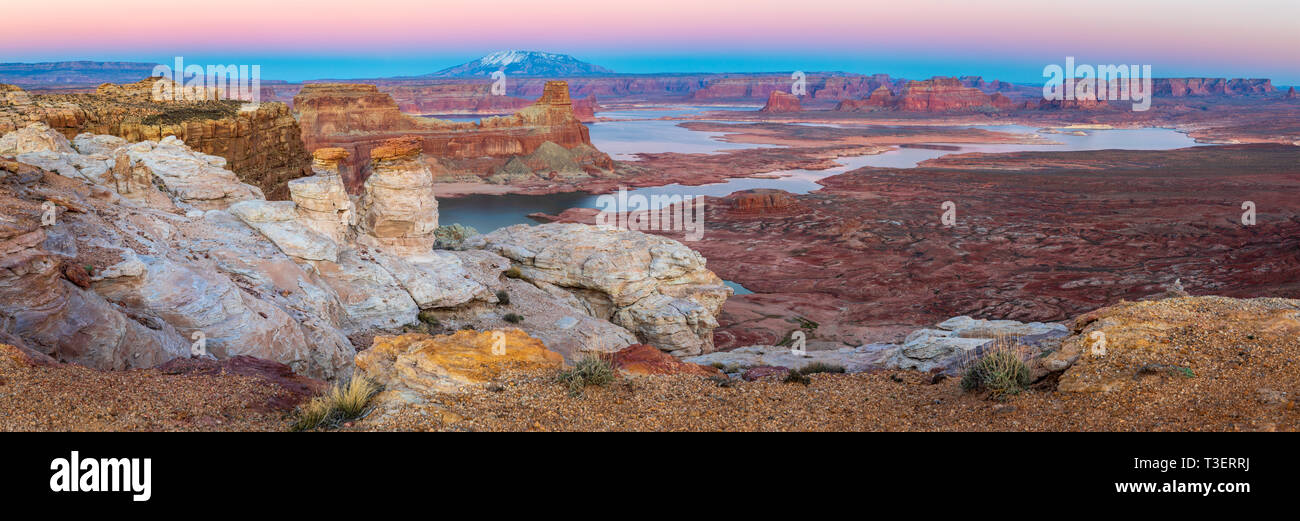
291;376;380;431
960;336;1031;398
555;354;616;396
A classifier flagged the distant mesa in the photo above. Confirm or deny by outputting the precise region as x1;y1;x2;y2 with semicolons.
835;76;1021;112
760;90;802;113
426;50;614;78
0;61;161;88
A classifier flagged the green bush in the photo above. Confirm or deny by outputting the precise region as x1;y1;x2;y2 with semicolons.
503;313;524;324
495;290;510;305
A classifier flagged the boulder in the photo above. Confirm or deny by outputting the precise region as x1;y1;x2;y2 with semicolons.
469;223;731;356
0;122;75;155
612;343;722;377
356;330;563;394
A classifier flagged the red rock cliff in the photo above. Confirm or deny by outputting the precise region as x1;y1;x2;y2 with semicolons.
293;80;609;191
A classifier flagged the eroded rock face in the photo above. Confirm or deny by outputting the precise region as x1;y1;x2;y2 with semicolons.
355;137;438;256
0;80;312;199
836;77;1023;112
0;125;731;380
289;148;354;244
292;81;612;190
760;91;802;113
469;223;731;356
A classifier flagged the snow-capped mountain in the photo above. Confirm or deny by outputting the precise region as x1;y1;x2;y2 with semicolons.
427;50;614;77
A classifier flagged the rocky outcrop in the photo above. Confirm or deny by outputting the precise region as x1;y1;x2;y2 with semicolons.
469;223;731;356
0;79;312;199
1043;296;1300;392
886;316;1068;374
288;148;354;244
724;188;802;215
355;137;439;256
357;330;563;394
611;343;722;377
760;91;801;113
293;81;612;191
684;315;1065;376
1;124;727;379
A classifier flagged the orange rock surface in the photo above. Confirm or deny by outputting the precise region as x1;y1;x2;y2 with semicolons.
356;330;564;394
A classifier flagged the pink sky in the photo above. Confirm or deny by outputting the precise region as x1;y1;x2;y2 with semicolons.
4;0;1297;82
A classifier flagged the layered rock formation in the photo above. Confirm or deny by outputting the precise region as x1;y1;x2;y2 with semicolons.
1153;78;1274;97
293;80;612;191
0;125;727;379
0;79;312;199
836;77;1021;112
760;91;801;113
355;137;439;255
469;223;732;356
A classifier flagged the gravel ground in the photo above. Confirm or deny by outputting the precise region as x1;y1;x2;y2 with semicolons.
5;295;1297;432
0;347;290;431
358;366;1297;432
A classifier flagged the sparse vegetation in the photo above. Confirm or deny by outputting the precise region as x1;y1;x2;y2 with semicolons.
433;223;479;250
555;355;616;396
782;362;845;385
495;290;510;305
503;313;524;324
960;341;1031;398
504;266;523;279
290;376;381;431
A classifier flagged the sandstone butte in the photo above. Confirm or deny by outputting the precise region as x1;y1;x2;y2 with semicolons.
760;90;802;113
293;80;612;192
0;78;312;199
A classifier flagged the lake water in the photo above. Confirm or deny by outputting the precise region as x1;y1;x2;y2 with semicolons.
439;108;1201;235
438;108;1202;296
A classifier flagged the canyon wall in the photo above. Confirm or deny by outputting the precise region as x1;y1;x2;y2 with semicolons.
0;78;311;199
293;80;611;191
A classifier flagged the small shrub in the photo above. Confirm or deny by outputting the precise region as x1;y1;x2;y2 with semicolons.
799;362;845;375
781;362;846;385
291;376;380;431
504;266;523;279
417;310;440;328
433;223;479;250
555;355;616;396
495;290;510;305
503;313;524;324
961;347;1031;398
783;370;811;385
